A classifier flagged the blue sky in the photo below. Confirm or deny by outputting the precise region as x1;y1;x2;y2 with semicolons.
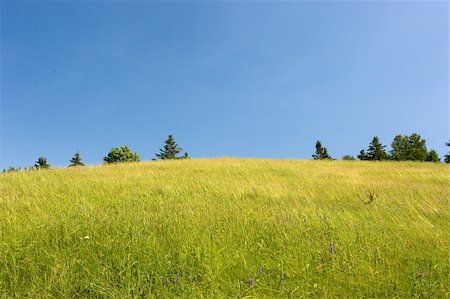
1;1;448;168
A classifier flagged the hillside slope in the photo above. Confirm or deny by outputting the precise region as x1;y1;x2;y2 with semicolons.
0;159;449;297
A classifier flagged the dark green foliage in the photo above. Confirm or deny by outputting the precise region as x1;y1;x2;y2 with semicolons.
35;157;50;169
357;150;369;160
444;141;450;164
155;135;189;160
103;146;140;164
364;136;389;161
342;155;356;161
358;137;386;161
390;133;427;161
2;167;21;173
312;140;332;160
426;150;440;163
69;151;85;167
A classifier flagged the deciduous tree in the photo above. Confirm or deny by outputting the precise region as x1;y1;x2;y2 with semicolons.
390;133;427;161
103;146;140;164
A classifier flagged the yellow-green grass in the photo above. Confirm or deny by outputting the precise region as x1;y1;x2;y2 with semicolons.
0;159;448;298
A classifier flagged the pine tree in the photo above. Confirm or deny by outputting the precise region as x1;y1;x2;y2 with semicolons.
366;136;388;160
155;135;189;160
35;157;50;169
426;150;440;163
312;140;332;160
69;151;85;167
357;150;369;160
444;140;450;164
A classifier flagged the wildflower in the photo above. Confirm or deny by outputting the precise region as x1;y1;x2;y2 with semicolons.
280;274;285;281
83;236;90;240
329;243;335;254
419;270;423;281
258;267;263;275
248;278;254;286
163;276;167;285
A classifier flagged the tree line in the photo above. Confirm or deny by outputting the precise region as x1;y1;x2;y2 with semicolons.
3;133;450;172
314;133;450;163
3;134;189;172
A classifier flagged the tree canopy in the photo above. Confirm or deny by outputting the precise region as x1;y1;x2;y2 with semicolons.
390;133;428;161
103;146;140;164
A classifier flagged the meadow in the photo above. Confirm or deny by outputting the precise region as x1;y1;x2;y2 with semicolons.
0;158;448;298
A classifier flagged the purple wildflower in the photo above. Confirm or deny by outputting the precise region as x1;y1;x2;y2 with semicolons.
248;278;254;286
329;243;335;254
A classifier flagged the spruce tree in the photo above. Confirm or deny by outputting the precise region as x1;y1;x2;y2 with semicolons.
366;136;388;161
312;140;332;160
69;151;85;167
357;150;368;160
444;141;450;164
155;135;189;160
35;157;50;169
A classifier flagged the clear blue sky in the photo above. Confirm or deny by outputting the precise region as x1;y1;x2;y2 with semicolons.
1;1;448;168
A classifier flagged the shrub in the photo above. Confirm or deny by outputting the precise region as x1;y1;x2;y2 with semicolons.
103;146;140;164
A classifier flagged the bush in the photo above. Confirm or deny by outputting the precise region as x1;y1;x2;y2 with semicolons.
342;155;356;160
103;146;140;164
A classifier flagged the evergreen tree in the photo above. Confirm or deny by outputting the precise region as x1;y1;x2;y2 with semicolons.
444;140;450;164
312;140;332;160
426;150;440;163
155;135;189;160
2;167;20;173
69;151;85;167
366;136;389;161
103;146;140;164
357;150;369;160
35;157;50;169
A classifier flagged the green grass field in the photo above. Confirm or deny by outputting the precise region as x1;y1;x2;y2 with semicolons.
0;159;448;298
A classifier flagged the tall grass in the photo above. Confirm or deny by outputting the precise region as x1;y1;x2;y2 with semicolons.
0;159;448;297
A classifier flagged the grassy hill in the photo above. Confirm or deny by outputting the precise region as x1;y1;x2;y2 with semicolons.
0;159;448;297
